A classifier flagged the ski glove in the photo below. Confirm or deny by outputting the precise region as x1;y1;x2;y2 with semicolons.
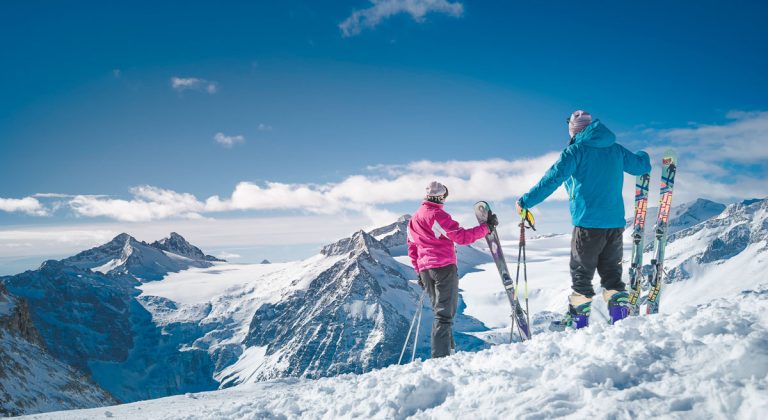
417;273;425;289
486;211;499;230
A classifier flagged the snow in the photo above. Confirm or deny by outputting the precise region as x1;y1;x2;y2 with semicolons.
91;258;122;275
138;263;289;306
215;346;268;385
461;235;573;329
25;284;768;419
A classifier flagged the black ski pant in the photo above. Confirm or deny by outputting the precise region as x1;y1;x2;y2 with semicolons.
570;227;625;298
420;264;459;358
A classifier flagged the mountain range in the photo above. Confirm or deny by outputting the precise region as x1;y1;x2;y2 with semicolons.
2;197;767;416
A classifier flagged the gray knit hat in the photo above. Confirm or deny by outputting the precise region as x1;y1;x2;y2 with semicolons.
568;110;592;138
425;181;448;199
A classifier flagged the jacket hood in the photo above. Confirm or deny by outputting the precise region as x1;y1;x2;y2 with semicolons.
573;120;616;148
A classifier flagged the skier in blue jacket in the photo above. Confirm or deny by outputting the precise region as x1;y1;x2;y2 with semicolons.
517;110;651;329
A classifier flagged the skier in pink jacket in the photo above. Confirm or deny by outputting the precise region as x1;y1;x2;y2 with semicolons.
407;181;497;358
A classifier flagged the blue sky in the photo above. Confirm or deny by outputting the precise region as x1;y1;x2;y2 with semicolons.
1;0;767;273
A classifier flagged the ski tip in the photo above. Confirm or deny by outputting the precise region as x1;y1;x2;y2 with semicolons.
662;149;678;162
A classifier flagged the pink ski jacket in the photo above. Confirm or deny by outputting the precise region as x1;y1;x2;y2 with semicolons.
407;201;489;273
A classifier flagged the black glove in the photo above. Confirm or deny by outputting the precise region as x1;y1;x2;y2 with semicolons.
486;211;499;230
417;273;425;289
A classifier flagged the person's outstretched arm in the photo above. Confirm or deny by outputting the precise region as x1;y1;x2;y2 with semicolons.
434;210;489;245
620;145;652;175
519;147;579;209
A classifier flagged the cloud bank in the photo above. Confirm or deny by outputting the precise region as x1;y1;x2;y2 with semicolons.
340;0;464;37
2;111;766;224
54;153;560;222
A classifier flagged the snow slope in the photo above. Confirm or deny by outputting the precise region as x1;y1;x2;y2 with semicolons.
25;284;768;419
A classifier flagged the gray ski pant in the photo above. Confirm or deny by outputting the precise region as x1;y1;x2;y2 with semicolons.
570;227;626;298
420;264;459;358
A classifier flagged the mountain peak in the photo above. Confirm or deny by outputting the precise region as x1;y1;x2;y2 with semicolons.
110;233;137;244
151;233;223;262
321;230;388;257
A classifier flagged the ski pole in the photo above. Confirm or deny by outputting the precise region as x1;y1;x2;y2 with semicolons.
411;301;423;363
515;209;536;340
399;290;426;364
521;223;531;334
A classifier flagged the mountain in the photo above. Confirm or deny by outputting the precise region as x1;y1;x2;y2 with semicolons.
62;233;219;281
224;230;486;385
626;198;726;245
369;214;410;252
662;198;768;287
1;233;224;406
151;232;223;262
137;226;488;389
0;283;115;416
1;221;487;415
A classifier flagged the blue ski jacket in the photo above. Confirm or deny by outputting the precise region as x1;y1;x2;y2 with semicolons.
518;120;651;229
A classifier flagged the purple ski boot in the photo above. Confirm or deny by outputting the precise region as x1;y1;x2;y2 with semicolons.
606;290;630;325
550;301;591;331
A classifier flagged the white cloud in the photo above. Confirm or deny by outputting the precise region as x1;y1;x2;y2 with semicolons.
214;132;246;148
69;186;205;222
56;154;560;224
340;0;464;37
257;123;272;131
0;197;48;216
170;77;218;94
33;193;74;198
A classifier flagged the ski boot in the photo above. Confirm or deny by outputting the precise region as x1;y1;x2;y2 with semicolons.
550;293;592;331
604;290;631;325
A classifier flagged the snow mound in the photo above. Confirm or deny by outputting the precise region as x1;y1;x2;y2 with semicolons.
28;285;768;419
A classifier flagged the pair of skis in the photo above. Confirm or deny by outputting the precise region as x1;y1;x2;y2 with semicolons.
627;150;678;315
474;201;532;342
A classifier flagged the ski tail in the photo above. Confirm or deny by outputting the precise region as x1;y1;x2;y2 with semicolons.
628;173;650;315
645;150;677;314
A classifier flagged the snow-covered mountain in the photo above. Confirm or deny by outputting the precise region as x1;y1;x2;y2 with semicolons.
138;226;487;389
626;198;727;245
1;233;226;406
151;232;223;263
62;232;220;281
0;283;115;416
662;198;768;288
